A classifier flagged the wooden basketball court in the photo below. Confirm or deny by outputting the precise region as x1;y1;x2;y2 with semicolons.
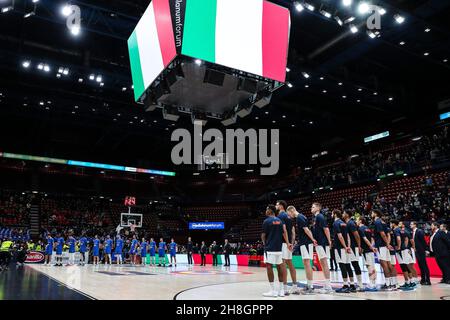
22;264;450;300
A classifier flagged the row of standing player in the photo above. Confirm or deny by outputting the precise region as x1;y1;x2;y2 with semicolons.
44;234;178;267
261;201;421;298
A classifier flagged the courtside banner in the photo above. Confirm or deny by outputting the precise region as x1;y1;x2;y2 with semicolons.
189;222;225;230
24;251;45;264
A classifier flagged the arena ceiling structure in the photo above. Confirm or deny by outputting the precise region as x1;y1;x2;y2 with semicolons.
0;0;449;177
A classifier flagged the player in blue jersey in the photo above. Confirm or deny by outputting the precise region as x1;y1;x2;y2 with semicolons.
287;206;317;295
158;238;166;267
54;234;64;267
169;238;177;267
149;238;156;266
130;235;139;265
104;235;113;265
139;238;148;266
332;209;355;293
115;235;124;264
357;217;378;291
67;233;76;266
343;210;364;291
311;202;333;293
92;235;100;265
78;234;88;265
44;234;54;265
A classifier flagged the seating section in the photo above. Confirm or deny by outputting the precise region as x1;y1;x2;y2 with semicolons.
379;172;448;203
312;184;375;213
0;192;30;227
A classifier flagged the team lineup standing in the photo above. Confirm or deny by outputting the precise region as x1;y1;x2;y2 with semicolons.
260;200;432;297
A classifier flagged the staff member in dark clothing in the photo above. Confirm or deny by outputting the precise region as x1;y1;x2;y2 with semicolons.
410;221;431;285
430;222;450;284
211;241;219;266
186;237;193;265
223;239;231;267
200;241;207;266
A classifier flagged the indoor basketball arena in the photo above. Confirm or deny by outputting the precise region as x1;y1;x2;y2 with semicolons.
0;0;450;307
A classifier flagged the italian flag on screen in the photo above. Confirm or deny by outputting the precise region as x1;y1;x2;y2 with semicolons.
128;0;177;102
128;0;290;102
182;0;290;83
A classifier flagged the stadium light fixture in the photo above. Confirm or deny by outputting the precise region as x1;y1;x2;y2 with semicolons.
394;14;405;24
350;24;358;33
22;61;31;68
1;6;13;13
320;9;332;18
423;52;429;56
367;31;376;39
344;16;355;24
357;2;370;15
70;26;80;36
378;7;386;15
287;82;293;88
294;2;304;12
43;64;50;72
424;28;431;32
24;11;35;18
61;4;72;17
342;0;352;6
305;3;315;11
194;59;202;66
335;16;343;26
302;72;310;79
286;67;290;72
96;75;102;83
32;0;40;3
